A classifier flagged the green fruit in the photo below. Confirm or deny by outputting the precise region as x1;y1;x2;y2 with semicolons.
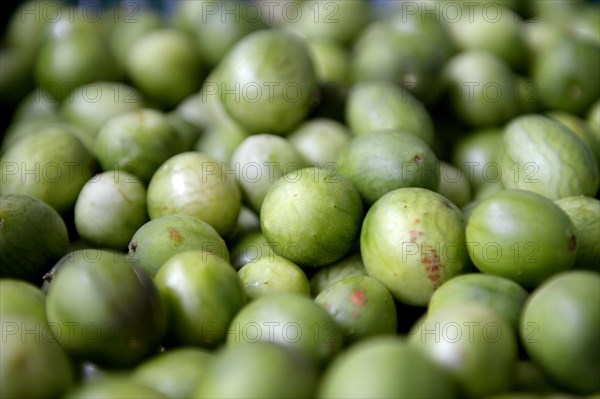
1;129;95;214
45;249;166;368
443;50;518;127
555;195;600;271
428;273;528;331
548;110;600;162
94;109;184;183
345;81;435;145
532;37;600;114
109;8;163;69
513;360;557;394
230;134;307;214
0;278;47;323
217;29;316;134
409;304;518;398
194;119;249;165
128;215;229;277
452;128;503;189
309;252;366;296
227;205;261;243
1;120;95;155
229;230;275;270
499;114;599;200
146;152;242;237
466;189;577;288
238;255;311;300
337;130;440;205
315;276;397;343
131;347;215;399
317;336;458;399
60;82;144;136
520;271;600;394
360;188;468;306
154;250;246;347
260;167;363;267
306;39;351;85
587;99;600;138
195;342;318;399
0;194;69;282
166;113;203;152
227;293;344;366
1;314;75;399
127;29;203;108
63;376;166;399
437;161;472;209
74;170;148;251
288;118;351;166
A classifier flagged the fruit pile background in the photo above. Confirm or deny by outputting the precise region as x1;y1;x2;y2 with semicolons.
1;1;599;398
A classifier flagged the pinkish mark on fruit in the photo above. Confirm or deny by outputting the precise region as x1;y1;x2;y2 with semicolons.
569;235;577;251
349;289;366;307
169;228;183;245
409;230;424;243
414;218;421;225
423;249;442;289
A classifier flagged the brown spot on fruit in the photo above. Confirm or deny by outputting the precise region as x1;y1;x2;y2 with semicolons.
414;218;421;225
169;228;183;245
409;230;424;243
569;235;577;251
349;289;366;307
423;249;442;289
414;155;423;165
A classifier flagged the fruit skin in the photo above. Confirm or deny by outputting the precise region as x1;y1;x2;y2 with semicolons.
337;130;440;205
428;273;528;331
131;347;215;399
409;304;518;398
128;214;229;277
317;336;458;399
0;194;69;283
520;270;600;394
260;167;364;267
451;128;503;189
288;118;352;166
227;293;344;367
499;114;599;200
63;376;166;399
360;187;468;306
0;278;48;323
466;189;577;288
195;342;318;399
309;252;366;296
238;255;311;300
45;249;167;368
1;314;76;399
154;250;246;348
146;151;242;237
555;196;600;272
0;130;96;214
315;275;398;344
229;230;275;270
217;29;316;134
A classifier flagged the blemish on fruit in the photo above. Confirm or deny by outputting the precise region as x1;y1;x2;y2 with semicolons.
414;155;423;165
414;218;421;225
128;241;139;253
568;235;577;251
423;249;442;289
168;228;183;245
409;230;423;243
349;289;366;307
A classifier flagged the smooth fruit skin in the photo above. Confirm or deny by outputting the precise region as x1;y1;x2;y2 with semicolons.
360;188;468;306
128;215;229;277
260;167;363;267
499;114;599;200
217;29;316;135
309;252;367;296
45;249;166;368
315;275;398;344
154;250;246;348
195;342;318;399
466;189;578;288
317;336;458;399
520;271;600;394
0;278;48;323
63;376;166;399
238;255;311;300
0;194;69;283
288;118;352;166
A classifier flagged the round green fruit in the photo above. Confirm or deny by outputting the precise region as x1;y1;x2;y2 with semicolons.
238;255;311;300
63;376;165;399
288;118;352;166
309;252;366;297
0;278;47;323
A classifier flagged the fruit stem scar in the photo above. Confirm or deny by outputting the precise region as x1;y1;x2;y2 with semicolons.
568;235;577;251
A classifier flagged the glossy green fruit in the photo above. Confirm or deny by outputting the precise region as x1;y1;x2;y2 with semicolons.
194;119;249;165
1;130;95;214
1;120;95;155
128;214;229;277
555;195;600;271
110;8;163;69
466;189;577;288
146;152;242;237
227;293;344;366
45;249;166;368
63;376;165;399
155;250;246;347
337;130;440;205
345;81;435;145
195;342;318;399
0;194;69;282
260;167;363;267
217;29;316;134
548;110;600;162
360;188;468;306
74;170;148;250
452;128;503;189
520;271;600;394
315;276;397;343
437;161;472;208
1;314;75;399
499;114;599;200
288;118;352;166
306;39;351;85
0;278;47;323
428;273;528;331
317;336;458;399
229;230;275;270
238;255;311;300
409;304;518;398
131;347;215;399
309;252;366;296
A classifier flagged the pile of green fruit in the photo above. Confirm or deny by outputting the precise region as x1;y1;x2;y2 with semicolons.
1;0;599;398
